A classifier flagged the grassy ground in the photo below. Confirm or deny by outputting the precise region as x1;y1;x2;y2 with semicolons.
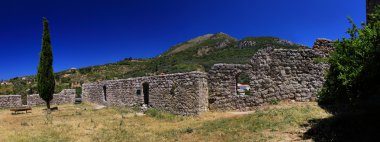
0;102;330;142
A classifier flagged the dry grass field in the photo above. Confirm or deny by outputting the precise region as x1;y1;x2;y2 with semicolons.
0;102;330;142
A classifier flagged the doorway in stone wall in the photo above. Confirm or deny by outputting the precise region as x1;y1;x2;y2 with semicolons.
236;73;251;95
143;82;149;105
103;85;107;101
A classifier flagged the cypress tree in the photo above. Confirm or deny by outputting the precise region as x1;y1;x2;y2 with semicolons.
37;17;55;109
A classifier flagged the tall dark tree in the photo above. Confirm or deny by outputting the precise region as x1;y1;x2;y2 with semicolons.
37;17;55;109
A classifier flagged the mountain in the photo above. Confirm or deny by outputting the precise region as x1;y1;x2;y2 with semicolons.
164;32;237;55
0;33;307;96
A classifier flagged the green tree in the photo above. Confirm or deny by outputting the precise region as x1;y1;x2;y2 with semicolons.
368;5;380;24
318;7;380;104
37;18;55;109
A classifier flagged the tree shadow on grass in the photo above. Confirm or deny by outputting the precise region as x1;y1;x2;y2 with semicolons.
303;97;380;141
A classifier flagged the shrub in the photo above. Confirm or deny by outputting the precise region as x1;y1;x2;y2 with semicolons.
78;67;92;74
270;99;279;105
318;7;380;104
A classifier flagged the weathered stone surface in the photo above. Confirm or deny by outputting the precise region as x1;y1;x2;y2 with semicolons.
82;39;332;114
0;95;22;108
208;64;256;111
27;89;76;106
208;47;330;111
312;38;334;55
82;72;208;116
1;38;334;113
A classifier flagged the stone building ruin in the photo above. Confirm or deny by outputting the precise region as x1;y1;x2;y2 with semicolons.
82;72;209;115
0;89;76;108
208;48;329;111
82;39;333;115
0;39;333;116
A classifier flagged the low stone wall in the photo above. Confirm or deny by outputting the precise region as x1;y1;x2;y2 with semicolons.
208;48;330;111
82;72;209;115
27;89;76;106
0;95;22;108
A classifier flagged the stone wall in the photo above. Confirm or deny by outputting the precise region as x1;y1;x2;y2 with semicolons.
83;39;333;113
208;48;330;111
208;64;258;110
0;95;22;108
312;38;334;55
251;48;329;101
82;72;209;115
27;89;76;106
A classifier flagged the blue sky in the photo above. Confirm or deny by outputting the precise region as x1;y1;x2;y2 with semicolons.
0;0;365;80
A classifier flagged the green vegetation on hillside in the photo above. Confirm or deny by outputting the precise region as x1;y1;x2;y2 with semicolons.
0;33;306;96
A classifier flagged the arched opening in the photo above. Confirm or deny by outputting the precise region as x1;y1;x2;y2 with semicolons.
142;82;149;105
103;85;107;101
236;73;251;95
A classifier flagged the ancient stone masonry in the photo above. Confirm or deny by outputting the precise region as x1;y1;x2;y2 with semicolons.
82;72;209;116
312;38;334;55
0;89;75;108
208;40;332;111
27;89;76;106
82;39;333;114
0;38;332;112
0;95;22;108
208;64;258;110
250;48;329;102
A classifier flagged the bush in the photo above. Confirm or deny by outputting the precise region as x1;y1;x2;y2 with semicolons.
318;7;380;104
78;67;92;74
270;99;279;105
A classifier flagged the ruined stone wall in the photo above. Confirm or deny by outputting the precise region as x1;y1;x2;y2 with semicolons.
0;95;22;108
208;48;330;111
82;72;209;115
83;39;333;113
208;64;259;110
251;48;329;101
27;89;76;106
312;38;334;55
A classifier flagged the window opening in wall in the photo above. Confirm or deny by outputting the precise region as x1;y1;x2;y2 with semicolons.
136;89;141;96
75;87;82;98
236;73;251;95
142;82;149;105
103;85;107;101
